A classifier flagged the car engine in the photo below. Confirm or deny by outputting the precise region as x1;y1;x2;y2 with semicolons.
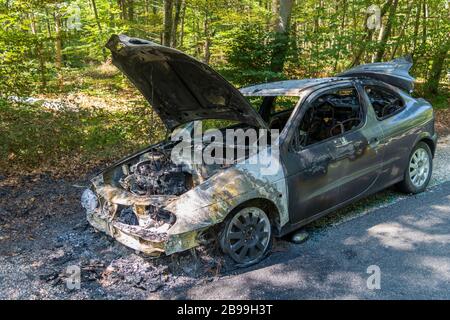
119;150;193;196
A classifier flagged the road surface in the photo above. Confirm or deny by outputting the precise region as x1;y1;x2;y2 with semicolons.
170;181;450;299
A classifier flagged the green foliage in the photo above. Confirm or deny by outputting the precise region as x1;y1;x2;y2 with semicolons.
414;81;450;110
225;24;282;85
0;97;165;176
0;0;448;177
1;0;448;94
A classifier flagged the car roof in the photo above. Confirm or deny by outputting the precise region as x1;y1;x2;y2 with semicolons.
239;77;352;97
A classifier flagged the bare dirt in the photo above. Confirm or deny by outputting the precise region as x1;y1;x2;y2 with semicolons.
0;174;236;299
436;108;450;136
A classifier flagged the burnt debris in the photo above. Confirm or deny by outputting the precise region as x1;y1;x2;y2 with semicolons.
119;150;192;196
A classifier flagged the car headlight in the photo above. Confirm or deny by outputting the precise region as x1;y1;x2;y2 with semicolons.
81;189;98;213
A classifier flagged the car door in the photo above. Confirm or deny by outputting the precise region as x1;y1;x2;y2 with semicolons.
361;82;414;185
283;134;348;224
282;83;383;224
332;83;385;204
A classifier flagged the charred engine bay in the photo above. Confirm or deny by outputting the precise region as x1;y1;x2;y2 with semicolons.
92;130;268;244
110;135;261;198
119;150;193;197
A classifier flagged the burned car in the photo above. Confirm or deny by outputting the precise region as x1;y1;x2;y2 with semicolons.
81;34;436;266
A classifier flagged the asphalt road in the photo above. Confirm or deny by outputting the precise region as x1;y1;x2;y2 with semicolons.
173;181;450;299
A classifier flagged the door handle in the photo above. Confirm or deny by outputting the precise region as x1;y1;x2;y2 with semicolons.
333;143;355;161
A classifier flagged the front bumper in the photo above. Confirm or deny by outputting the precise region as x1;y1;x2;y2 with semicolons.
81;187;202;256
86;207;166;256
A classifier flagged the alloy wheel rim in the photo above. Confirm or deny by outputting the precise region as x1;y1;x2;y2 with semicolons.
409;148;430;188
224;207;271;264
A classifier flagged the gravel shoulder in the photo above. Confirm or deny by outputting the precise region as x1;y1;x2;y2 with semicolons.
0;135;449;300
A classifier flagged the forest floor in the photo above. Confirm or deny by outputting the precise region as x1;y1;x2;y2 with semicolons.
1;132;450;299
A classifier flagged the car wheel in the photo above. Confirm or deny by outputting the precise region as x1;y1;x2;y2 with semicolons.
220;206;273;267
397;142;432;194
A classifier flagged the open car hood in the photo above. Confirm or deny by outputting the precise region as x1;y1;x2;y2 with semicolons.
338;57;415;92
106;34;267;130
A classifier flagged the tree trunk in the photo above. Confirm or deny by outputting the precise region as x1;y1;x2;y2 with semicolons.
374;0;399;62
203;11;212;64
350;1;392;67
421;1;427;48
30;14;46;89
411;0;422;57
54;11;63;89
194;19;201;58
163;0;173;46
391;1;413;59
179;0;186;47
270;0;294;74
128;0;134;21
203;37;211;64
425;39;449;95
313;1;320;33
44;7;52;38
91;1;102;31
118;0;125;20
171;0;182;47
91;0;106;59
333;0;347;72
144;0;149;23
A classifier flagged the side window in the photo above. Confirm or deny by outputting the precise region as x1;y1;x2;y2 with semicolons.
271;96;299;115
291;87;363;150
364;86;404;119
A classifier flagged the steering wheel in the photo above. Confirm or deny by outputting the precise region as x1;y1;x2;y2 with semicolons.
329;118;360;136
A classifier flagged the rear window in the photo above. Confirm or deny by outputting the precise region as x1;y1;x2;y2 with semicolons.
364;86;404;119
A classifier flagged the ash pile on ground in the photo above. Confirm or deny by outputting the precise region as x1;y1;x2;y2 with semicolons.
0;173;239;299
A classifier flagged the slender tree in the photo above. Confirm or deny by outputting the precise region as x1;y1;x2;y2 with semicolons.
391;1;414;59
374;0;399;62
179;0;186;47
425;39;449;94
171;0;182;47
54;9;63;89
270;0;294;74
163;0;173;46
411;0;422;58
350;0;391;67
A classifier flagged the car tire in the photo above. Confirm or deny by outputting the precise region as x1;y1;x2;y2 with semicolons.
219;206;273;267
397;142;432;194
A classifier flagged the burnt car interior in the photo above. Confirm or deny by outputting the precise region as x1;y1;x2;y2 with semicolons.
364;85;405;119
292;87;364;148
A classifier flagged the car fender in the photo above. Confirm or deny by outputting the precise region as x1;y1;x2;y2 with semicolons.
166;162;288;236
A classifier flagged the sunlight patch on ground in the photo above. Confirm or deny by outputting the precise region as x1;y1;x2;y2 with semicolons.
417;256;450;281
367;222;450;250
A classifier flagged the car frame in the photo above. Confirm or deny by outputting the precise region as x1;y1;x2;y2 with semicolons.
81;35;437;266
